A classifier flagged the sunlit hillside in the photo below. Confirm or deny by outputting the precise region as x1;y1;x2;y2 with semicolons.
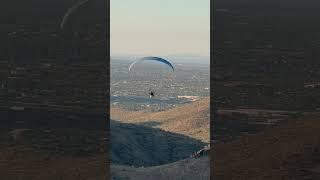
111;97;210;143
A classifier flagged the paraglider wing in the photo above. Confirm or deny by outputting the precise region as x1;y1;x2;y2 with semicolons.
128;56;175;72
60;0;90;29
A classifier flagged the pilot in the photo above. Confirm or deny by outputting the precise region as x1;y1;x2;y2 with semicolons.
149;91;155;98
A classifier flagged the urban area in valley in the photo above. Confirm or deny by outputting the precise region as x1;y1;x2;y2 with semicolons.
110;57;210;111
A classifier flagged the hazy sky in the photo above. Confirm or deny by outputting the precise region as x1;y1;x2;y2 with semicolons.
111;0;210;56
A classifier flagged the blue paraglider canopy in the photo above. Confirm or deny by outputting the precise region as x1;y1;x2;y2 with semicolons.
128;56;175;72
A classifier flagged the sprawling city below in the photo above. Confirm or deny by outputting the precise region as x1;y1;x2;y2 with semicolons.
110;58;210;111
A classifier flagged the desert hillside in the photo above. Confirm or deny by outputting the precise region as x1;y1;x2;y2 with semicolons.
213;112;320;180
0;146;107;180
110;98;210;179
111;98;210;143
0;109;108;180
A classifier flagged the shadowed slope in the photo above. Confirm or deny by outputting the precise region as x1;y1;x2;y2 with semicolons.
111;120;205;167
111;156;209;180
